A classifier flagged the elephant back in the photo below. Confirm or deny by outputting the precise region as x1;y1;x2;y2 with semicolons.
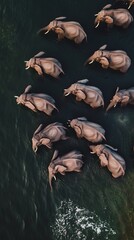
104;146;126;169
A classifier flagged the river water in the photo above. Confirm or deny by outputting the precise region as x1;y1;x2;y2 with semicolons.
0;0;134;239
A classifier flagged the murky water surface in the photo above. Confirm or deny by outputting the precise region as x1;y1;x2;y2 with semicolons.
0;0;134;239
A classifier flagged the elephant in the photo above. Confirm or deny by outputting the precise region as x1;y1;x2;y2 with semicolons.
48;150;83;190
64;79;104;108
25;51;64;78
89;144;126;178
38;17;87;44
106;87;134;111
85;44;131;73
94;4;133;29
69;117;106;143
32;122;68;152
15;85;58;115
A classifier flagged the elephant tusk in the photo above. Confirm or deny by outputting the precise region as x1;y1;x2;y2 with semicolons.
45;29;50;34
24;61;28;63
34;147;38;153
14;96;18;98
95;22;100;28
64;92;71;96
53;176;56;181
90;151;95;154
25;66;30;70
89;60;94;64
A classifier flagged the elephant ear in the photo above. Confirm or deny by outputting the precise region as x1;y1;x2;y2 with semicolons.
103;4;112;10
122;95;129;103
34;64;43;75
75;90;86;100
99;44;107;50
34;51;45;58
40;138;52;148
55;165;67;174
55;16;67;20
24;85;32;94
74;124;82;136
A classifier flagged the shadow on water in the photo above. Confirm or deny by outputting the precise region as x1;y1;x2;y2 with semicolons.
0;0;134;239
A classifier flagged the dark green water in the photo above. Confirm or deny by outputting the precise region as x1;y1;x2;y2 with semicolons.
0;0;134;239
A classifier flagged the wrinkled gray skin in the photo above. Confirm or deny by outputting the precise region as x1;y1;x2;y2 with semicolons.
106;87;134;111
38;17;87;44
48;150;83;190
94;4;133;29
86;44;131;73
15;85;58;115
69;117;106;143
25;51;64;78
64;79;104;108
89;144;126;178
32;122;68;152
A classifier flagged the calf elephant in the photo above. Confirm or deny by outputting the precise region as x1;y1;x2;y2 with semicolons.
106;87;134;111
85;44;131;73
38;17;87;44
89;144;126;178
32;122;68;152
15;85;58;115
94;4;133;29
64;79;104;108
69;117;106;143
25;51;64;78
48;150;83;190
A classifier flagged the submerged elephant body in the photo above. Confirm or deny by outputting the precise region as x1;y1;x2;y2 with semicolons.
32;122;67;152
38;17;87;44
15;85;58;115
95;4;133;28
86;44;131;73
89;144;126;178
48;150;83;190
25;52;64;78
69;117;105;143
64;79;104;108
106;87;134;111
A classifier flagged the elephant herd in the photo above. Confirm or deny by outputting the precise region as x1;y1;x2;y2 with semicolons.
15;2;134;190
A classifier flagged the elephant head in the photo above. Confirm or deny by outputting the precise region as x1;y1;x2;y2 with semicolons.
94;4;112;28
85;44;107;65
64;79;89;97
24;52;45;70
38;17;67;35
89;144;104;155
106;88;130;111
106;87;122;111
14;85;32;104
32;124;51;152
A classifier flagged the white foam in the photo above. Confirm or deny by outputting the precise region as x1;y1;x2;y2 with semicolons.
51;199;116;240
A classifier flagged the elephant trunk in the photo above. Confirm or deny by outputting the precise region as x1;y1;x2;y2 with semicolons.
64;89;71;96
106;101;116;112
48;167;56;191
95;21;100;28
89;145;96;154
37;26;50;35
85;56;95;65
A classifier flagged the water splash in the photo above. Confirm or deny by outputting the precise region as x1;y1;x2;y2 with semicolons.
51;199;117;240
